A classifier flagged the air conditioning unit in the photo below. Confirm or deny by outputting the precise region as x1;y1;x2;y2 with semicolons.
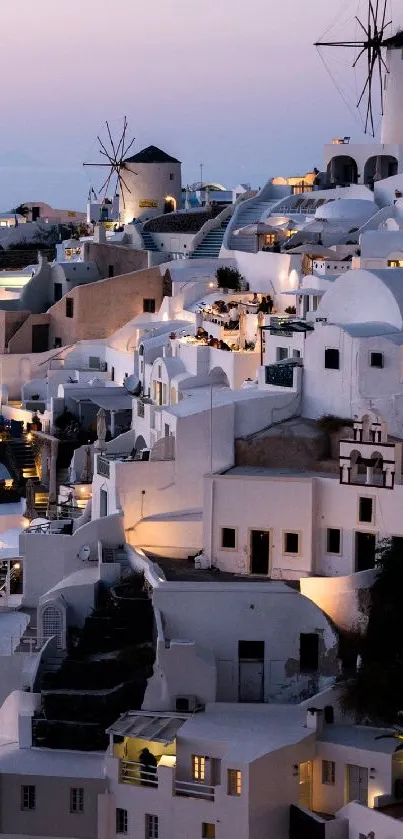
175;695;198;713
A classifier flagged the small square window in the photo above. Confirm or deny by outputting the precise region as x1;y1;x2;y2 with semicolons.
65;297;74;318
227;769;242;795
370;351;384;368
359;497;373;523
322;760;335;785
325;348;339;369
169;173;174;181
202;824;215;839
221;527;236;549
276;347;288;361
70;787;84;813
292;349;301;359
21;785;36;811
326;528;341;554
284;532;299;554
116;808;128;835
143;298;156;313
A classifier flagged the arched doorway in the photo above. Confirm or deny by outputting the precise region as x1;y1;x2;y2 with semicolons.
209;367;230;388
327;156;358;186
364;155;398;186
164;196;176;214
135;435;147;451
41;604;64;648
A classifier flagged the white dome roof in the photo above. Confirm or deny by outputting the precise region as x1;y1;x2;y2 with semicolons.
316;199;378;222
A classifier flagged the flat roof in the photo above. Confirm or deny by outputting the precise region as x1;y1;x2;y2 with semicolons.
154;556;301;585
0;741;105;778
320;724;399;754
223;466;338;480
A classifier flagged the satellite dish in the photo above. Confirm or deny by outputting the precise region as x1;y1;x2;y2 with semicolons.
78;545;91;562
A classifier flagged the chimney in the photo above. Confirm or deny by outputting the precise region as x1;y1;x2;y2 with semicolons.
94;223;106;244
306;707;324;735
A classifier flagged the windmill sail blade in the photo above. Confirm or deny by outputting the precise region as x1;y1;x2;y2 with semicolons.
106;121;117;159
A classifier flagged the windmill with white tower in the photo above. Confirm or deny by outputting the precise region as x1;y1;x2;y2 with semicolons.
315;1;403;186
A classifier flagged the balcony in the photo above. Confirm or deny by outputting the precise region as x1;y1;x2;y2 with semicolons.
97;456;110;478
118;760;215;800
174;779;215;801
120;759;158;787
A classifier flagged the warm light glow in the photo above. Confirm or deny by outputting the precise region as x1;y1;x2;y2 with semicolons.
159;755;176;768
4;479;13;488
13;562;20;570
26;433;33;442
208;282;215;288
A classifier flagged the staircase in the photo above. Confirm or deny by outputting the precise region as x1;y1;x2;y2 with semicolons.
227;199;280;252
189;218;231;259
141;230;159;252
7;434;38;483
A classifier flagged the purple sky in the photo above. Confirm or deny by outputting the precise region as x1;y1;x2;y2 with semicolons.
0;0;398;210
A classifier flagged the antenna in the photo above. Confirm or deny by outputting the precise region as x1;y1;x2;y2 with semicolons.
83;117;136;210
315;1;392;136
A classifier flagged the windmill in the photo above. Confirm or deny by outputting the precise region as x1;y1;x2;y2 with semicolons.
83;117;136;213
314;1;399;138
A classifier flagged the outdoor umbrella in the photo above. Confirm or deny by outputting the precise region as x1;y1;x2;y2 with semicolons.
96;408;107;452
80;445;92;483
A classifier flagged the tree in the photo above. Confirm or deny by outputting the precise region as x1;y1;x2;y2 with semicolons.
215;266;244;291
342;539;403;723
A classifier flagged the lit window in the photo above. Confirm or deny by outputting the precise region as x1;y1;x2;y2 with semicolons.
326;528;341;554
116;808;128;835
388;259;403;267
221;528;236;550
145;814;159;839
227;769;242;795
70;787;84;813
192;755;206;782
322;760;335;785
284;532;299;554
21;785;36;811
370;352;384;368
359;497;373;524
202;824;215;839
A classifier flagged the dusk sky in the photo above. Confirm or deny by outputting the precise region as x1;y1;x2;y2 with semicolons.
0;0;399;210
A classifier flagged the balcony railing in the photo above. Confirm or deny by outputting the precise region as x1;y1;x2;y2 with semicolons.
174;780;215;801
265;362;297;388
120;760;158;787
97;456;110;478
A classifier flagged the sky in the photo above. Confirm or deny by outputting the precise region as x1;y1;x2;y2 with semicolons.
0;0;399;211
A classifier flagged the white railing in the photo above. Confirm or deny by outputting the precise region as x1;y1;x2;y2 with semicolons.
190;204;234;255
120;760;158;787
174;779;215;801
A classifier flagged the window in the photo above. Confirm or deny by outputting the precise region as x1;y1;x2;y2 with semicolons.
221;527;236;549
65;297;74;318
145;814;159;839
300;633;319;672
116;808;128;835
325;348;340;369
108;264;114;277
327;528;341;554
111;366;115;382
322;760;335;785
370;351;384;368
284;531;300;554
169;173;174;181
21;785;36;811
192;755;206;781
143;298;156;313
359;497;373;523
70;787;84;813
54;282;63;302
292;349;301;359
227;769;242;795
276;346;288;361
54;337;62;349
202;824;215;839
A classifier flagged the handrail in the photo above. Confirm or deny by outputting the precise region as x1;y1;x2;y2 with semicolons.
120;759;158;787
190;204;234;256
174;779;215;800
